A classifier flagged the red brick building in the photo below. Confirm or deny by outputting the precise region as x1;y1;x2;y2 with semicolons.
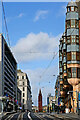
38;89;42;112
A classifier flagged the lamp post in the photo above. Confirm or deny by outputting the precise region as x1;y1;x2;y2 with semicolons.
67;91;78;114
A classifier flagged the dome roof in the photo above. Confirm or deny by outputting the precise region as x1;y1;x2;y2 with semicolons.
67;1;78;7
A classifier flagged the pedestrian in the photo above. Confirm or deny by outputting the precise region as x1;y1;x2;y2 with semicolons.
69;104;72;113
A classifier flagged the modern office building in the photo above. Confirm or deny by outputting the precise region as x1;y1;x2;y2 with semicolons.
57;1;80;113
38;89;42;112
17;70;32;111
0;34;17;112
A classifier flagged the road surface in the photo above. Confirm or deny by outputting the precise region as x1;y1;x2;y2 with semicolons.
2;112;61;120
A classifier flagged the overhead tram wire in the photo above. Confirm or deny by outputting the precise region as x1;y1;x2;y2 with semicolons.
1;0;10;46
39;50;59;79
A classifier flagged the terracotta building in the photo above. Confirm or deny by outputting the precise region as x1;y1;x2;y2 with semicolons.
38;89;42;112
55;1;80;114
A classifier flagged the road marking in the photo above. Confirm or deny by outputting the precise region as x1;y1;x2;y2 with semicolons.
34;113;47;120
8;113;19;120
17;112;25;120
28;112;32;120
5;113;17;120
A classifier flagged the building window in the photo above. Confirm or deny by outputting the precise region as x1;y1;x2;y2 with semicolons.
23;99;24;103
76;20;79;28
23;87;25;91
77;68;80;78
71;52;76;60
67;68;71;78
23;93;25;97
67;36;71;44
72;68;77;78
76;36;79;44
71;7;74;11
67;53;71;61
23;82;24;85
60;75;62;79
59;63;62;67
75;7;78;12
17;76;19;79
71;36;76;44
22;76;24;79
67;7;70;12
71;20;75;28
63;37;66;42
77;52;80;61
64;64;66;70
63;52;66;56
67;20;70;28
19;81;22;85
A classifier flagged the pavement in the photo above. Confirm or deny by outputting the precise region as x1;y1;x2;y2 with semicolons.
51;112;80;120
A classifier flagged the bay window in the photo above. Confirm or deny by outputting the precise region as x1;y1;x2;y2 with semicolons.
71;52;76;60
67;20;70;28
71;20;75;28
72;68;77;78
71;7;74;11
71;36;76;44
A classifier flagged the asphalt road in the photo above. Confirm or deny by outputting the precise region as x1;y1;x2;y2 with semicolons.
2;112;61;120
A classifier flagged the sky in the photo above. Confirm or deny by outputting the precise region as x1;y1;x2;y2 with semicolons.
2;2;68;106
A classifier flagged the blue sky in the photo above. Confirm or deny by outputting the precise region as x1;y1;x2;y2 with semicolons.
2;2;68;105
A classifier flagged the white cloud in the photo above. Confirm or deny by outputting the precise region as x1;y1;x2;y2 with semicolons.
34;10;48;22
12;32;61;62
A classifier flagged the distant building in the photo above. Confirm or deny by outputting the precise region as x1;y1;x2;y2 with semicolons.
47;93;55;112
38;89;42;112
0;34;17;112
32;106;38;113
17;70;32;111
43;105;47;112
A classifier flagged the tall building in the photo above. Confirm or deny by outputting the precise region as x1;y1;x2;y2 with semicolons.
56;1;80;113
0;34;17;112
38;89;42;112
17;70;32;111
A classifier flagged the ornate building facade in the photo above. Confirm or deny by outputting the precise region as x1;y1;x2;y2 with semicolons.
57;1;80;113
